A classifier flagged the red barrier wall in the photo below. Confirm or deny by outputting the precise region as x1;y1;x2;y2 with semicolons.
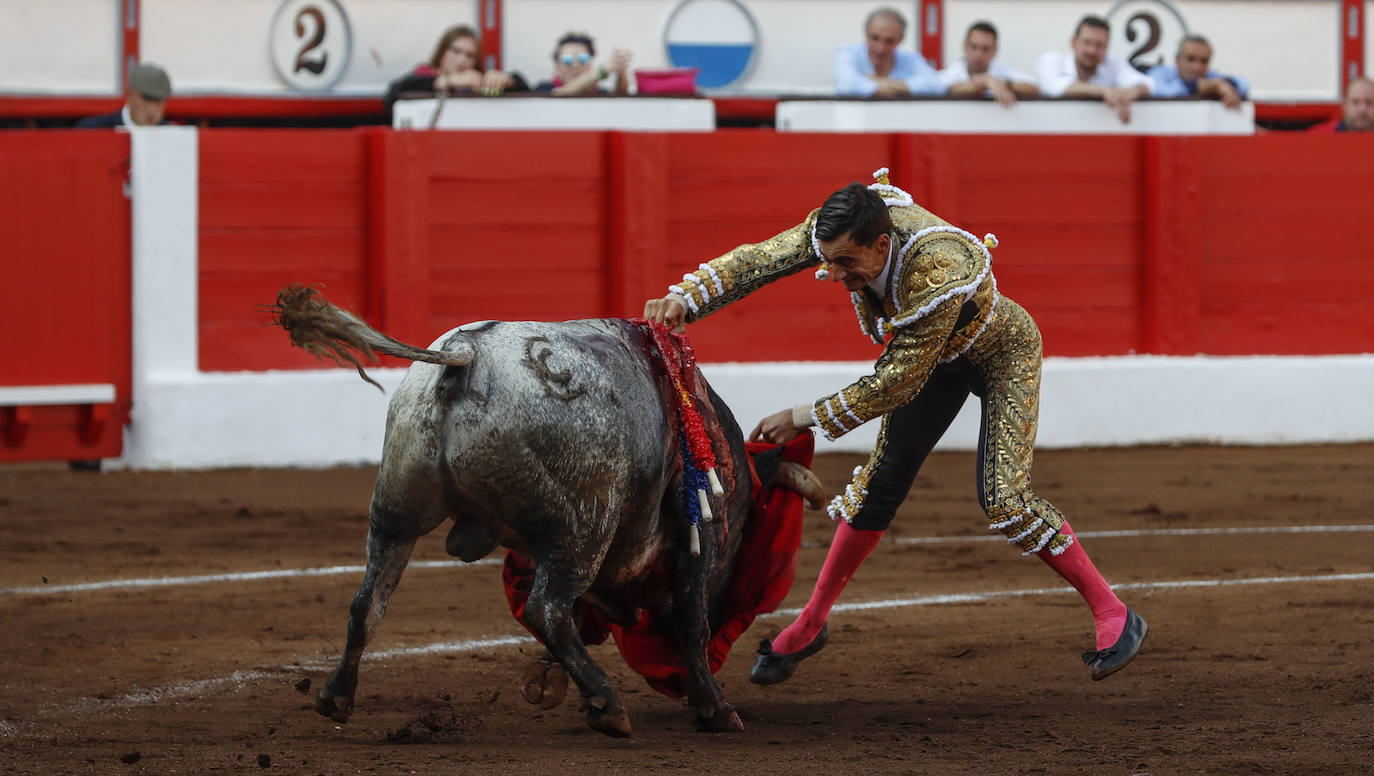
199;130;369;371
189;129;1371;372
0;132;133;460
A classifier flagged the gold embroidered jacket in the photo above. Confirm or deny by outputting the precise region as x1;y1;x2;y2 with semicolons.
668;201;998;440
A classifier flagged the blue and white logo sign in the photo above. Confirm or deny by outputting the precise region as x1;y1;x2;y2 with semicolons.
663;0;759;89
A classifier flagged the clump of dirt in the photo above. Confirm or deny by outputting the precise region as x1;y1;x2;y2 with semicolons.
383;698;484;744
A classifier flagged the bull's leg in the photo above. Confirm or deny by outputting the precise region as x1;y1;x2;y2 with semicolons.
672;530;744;733
314;527;416;723
522;567;631;738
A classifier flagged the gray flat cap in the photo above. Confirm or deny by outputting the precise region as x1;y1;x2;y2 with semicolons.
129;63;172;100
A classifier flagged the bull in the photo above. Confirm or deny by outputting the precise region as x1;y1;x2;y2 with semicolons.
270;286;822;737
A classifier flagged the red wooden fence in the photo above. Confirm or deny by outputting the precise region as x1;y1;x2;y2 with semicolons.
0;132;133;461
194;129;1374;373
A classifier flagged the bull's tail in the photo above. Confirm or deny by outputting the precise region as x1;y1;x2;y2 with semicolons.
268;285;474;389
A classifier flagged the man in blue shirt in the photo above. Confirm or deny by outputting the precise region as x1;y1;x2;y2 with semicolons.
1147;35;1248;109
835;8;944;98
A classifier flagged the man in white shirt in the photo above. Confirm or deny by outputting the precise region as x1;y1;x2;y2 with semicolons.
1037;15;1153;123
834;7;944;98
939;21;1039;107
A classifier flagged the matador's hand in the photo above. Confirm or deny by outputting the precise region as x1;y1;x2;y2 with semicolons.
642;295;687;333
750;408;803;445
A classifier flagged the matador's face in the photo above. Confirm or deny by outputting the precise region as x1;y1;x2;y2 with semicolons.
818;231;891;292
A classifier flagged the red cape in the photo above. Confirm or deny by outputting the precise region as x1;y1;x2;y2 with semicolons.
502;432;813;698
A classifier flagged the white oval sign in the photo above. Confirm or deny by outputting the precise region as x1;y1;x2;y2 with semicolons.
269;0;352;91
1105;0;1189;73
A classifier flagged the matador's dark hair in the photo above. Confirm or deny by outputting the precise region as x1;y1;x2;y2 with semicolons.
815;182;892;247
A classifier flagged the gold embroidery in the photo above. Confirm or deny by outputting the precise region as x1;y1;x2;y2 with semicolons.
964;298;1070;555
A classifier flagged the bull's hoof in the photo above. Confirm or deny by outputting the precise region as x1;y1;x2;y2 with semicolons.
519;658;569;710
586;705;633;738
776;461;828;510
313;687;353;723
695;704;745;733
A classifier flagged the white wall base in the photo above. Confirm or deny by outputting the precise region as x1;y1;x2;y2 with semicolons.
110;355;1374;470
705;355;1374;454
113;369;408;470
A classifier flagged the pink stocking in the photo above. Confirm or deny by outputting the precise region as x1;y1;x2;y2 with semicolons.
770;521;883;654
1037;520;1128;649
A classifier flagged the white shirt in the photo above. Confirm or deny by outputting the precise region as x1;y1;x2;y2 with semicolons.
834;43;945;97
1035;51;1154;97
938;58;1037;90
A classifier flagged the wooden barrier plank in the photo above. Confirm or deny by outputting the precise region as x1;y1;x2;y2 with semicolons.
184;130;1374;372
0;132;132;460
607;132;670;319
199;130;365;184
198;130;369;371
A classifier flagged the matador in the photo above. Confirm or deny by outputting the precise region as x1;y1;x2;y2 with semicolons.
642;169;1148;684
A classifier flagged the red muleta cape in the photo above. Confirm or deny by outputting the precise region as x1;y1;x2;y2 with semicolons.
501;432;813;698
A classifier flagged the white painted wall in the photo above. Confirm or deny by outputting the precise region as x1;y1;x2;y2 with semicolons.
113;126;1374;470
0;0;120;93
0;0;1357;100
139;0;477;95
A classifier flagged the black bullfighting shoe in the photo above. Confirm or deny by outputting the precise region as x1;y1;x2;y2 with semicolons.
749;624;829;685
1082;608;1149;681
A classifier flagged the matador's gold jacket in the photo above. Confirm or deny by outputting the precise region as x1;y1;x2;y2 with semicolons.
668;191;999;441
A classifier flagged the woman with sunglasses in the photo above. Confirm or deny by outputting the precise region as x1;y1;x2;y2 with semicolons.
534;32;631;96
383;24;528;116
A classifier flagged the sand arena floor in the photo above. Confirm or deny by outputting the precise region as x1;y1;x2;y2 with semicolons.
2;444;1372;775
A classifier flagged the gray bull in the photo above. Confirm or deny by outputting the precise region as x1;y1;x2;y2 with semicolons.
271;286;810;737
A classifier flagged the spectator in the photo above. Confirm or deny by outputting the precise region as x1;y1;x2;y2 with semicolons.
383;25;527;115
835;7;943;98
1310;76;1374;132
533;32;630;96
1147;35;1249;109
939;21;1039;107
76;63;172;128
1036;15;1153;123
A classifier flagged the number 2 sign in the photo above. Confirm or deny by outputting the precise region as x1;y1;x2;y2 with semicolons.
269;0;352;91
1105;0;1189;73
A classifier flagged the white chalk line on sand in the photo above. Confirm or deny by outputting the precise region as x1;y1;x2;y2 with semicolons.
7;569;1370;732
4;524;1373;598
774;571;1374;617
0;558;499;597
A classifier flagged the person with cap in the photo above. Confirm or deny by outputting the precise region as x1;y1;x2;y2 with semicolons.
641;168;1148;689
77;63;173;128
